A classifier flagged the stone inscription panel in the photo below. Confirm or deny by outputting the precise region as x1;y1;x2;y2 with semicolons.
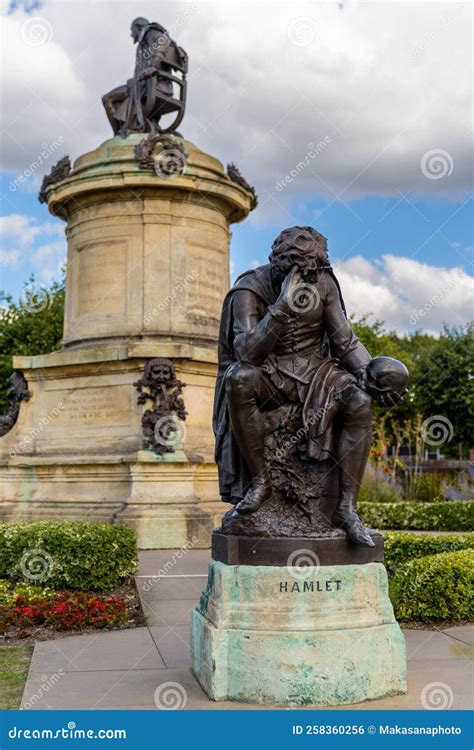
41;385;132;431
186;244;227;323
170;225;229;327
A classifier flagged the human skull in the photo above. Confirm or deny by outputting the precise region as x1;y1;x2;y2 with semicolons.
365;356;409;406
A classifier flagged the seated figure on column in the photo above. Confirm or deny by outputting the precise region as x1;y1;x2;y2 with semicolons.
102;17;188;137
213;226;408;547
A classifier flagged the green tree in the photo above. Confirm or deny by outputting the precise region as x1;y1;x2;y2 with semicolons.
416;324;474;455
352;315;473;456
0;276;65;412
351;314;431;421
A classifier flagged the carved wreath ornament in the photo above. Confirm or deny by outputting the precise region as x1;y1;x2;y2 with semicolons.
133;358;187;455
134;134;188;178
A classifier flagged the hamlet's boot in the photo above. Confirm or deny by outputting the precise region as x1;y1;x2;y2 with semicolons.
235;477;272;515
333;488;375;547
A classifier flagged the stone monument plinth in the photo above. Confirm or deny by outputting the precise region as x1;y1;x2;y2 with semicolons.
0;135;254;548
191;559;406;705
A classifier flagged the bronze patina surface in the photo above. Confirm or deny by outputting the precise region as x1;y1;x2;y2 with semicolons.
212;531;384;566
102;17;188;137
213;226;408;552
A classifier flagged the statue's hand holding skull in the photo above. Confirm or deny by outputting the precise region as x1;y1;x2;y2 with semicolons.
358;356;409;408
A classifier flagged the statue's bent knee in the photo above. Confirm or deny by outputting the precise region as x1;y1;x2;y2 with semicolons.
102;93;115;115
225;364;260;396
346;385;372;420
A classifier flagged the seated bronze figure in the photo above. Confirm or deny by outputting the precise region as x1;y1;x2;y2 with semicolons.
213;226;408;547
102;17;188;137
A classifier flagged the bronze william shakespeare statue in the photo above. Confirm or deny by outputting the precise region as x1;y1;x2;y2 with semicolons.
102;17;188;137
213;226;408;547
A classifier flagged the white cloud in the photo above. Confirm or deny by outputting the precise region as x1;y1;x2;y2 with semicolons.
0;213;66;279
0;214;41;246
0;214;63;246
32;239;65;281
334;254;474;335
1;14;87;168
0;1;471;207
232;251;473;334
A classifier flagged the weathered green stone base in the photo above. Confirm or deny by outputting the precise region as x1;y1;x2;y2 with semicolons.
191;561;406;706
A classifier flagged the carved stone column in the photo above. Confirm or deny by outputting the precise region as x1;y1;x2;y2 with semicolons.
46;135;250;350
0;135;254;548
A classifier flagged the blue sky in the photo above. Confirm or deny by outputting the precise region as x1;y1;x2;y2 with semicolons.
233;194;472;276
1;0;472;335
2;174;472;285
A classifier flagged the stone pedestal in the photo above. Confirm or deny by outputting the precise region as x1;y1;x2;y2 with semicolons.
0;135;253;548
191;561;406;705
0;343;222;548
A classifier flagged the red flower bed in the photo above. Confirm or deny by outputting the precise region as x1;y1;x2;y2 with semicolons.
7;592;128;631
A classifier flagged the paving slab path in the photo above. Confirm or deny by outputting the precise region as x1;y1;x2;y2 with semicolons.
20;550;473;710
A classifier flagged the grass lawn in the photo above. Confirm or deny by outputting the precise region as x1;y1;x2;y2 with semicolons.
0;645;33;709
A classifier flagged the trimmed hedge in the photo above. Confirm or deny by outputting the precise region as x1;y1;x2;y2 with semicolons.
359;500;474;532
383;532;474;576
0;522;137;590
390;549;474;622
